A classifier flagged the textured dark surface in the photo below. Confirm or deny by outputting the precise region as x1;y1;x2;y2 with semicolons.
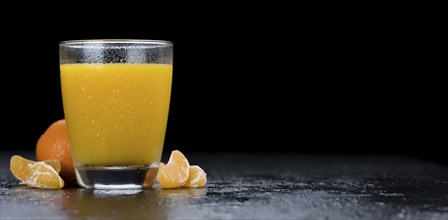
1;151;447;219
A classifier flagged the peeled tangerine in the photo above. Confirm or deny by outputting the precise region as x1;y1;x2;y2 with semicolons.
185;165;207;188
157;150;207;188
157;150;190;188
10;155;64;189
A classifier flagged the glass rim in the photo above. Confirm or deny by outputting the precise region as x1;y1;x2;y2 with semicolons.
60;39;173;46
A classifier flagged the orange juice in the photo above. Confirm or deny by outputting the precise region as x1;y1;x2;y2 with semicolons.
60;64;172;166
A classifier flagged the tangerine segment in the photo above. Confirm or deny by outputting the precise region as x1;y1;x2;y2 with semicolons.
10;155;64;189
9;156;59;181
184;165;207;188
167;150;189;173
158;150;190;188
10;156;61;179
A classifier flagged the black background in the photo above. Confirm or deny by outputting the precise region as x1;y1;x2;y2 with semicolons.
0;6;443;163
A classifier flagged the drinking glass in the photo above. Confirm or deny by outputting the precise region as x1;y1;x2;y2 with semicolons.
59;39;173;189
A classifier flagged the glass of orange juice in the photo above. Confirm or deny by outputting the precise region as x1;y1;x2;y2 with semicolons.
59;40;173;189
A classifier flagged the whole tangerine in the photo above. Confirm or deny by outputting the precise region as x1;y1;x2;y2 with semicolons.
36;119;76;182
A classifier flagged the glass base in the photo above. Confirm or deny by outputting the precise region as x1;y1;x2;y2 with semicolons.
74;163;159;189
